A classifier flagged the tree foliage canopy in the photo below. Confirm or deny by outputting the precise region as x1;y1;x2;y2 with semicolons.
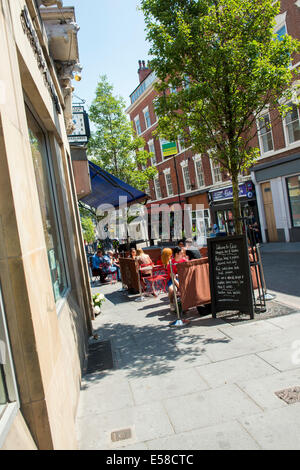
141;0;300;232
141;0;299;172
88;75;157;192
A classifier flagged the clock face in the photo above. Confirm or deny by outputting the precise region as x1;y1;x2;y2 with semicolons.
72;113;85;136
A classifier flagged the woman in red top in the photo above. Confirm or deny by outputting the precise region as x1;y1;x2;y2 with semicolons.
167;247;186;312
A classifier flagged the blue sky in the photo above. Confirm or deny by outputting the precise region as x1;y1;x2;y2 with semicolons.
68;0;151;110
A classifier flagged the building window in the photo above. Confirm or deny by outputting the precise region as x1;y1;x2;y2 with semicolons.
148;140;156;165
178;138;186;154
257;113;274;154
191;209;211;241
285;102;300;144
164;170;174;196
211;160;222;184
181;162;192;192
194;156;205;188
0;284;19;442
26;107;69;305
287;175;300;227
143;107;151;129
276;24;287;41
134;116;142;135
154;176;162;200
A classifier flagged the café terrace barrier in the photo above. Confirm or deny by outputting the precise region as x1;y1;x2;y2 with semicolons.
118;246;262;315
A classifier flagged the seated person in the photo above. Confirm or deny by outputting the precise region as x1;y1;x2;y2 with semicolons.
136;248;153;275
129;248;137;259
161;248;173;268
178;239;186;249
107;251;121;281
166;247;186;312
92;250;108;283
185;248;202;260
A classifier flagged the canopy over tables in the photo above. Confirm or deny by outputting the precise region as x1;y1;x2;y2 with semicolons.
81;161;148;210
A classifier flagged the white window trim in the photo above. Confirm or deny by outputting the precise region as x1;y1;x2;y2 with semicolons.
274;12;287;32
180;160;192;192
210;158;222;185
147;139;156;165
193;155;206;189
143;106;151;129
153;175;162;199
283;101;300;147
134;115;142;135
163;168;174;196
256;112;274;156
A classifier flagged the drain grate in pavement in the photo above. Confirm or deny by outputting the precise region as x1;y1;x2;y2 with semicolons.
111;428;132;443
86;340;114;375
275;387;300;405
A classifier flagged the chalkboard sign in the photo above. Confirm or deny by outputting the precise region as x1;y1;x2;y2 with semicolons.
207;235;254;319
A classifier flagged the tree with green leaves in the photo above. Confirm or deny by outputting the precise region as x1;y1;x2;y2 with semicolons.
80;216;96;244
88;75;157;192
141;0;300;233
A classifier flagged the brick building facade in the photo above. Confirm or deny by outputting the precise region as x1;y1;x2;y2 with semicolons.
127;0;300;243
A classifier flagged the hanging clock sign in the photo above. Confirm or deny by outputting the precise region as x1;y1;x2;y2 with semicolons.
68;106;91;144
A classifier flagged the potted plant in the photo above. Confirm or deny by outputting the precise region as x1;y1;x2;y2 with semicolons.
92;293;105;316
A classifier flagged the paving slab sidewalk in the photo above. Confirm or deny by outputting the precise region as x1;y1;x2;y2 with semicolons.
76;281;300;450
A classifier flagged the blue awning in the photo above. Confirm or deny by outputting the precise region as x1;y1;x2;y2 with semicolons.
81;161;148;209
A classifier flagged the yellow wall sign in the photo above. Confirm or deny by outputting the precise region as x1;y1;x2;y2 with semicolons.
162;141;178;158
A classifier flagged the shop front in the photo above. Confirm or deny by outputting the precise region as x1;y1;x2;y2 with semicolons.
209;181;259;236
146;196;187;244
251;154;300;242
187;192;211;243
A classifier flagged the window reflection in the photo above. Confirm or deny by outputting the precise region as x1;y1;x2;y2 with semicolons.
26;108;68;303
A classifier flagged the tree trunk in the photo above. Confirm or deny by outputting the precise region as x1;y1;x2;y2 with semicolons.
232;173;242;235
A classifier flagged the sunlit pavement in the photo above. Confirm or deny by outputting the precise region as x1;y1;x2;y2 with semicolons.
76;249;300;450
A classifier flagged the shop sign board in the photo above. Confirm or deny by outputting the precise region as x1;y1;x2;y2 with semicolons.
211;182;254;202
162;141;178;158
207;235;254;319
68;106;91;144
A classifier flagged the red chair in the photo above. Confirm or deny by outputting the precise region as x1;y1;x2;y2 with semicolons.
141;265;168;296
139;263;154;290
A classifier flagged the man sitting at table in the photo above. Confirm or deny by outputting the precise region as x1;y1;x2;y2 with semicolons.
92;250;108;283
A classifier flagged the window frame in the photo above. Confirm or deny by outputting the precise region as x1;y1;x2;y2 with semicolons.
148;139;157;165
143;106;151;129
0;284;19;448
25;101;70;311
193;155;205;189
257;112;274;155
283;102;300;145
180;160;192;192
134;115;142;135
153;175;162;200
210;159;222;184
163;168;174;196
286;173;300;228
